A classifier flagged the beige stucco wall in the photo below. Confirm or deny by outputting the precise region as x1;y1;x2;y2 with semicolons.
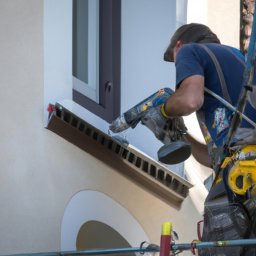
0;1;207;255
208;0;240;49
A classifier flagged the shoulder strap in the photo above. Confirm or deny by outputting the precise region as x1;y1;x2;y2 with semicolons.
198;44;233;105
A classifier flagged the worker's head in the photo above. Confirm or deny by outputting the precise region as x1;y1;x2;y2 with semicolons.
164;23;220;63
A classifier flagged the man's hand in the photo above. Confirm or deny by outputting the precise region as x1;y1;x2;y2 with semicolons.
173;116;187;133
141;104;189;145
165;75;204;117
141;105;171;144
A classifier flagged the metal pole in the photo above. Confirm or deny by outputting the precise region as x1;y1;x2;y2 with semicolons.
3;240;256;256
204;88;256;128
0;247;160;256
172;239;256;251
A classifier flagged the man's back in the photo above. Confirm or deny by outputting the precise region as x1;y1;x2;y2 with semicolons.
175;43;256;147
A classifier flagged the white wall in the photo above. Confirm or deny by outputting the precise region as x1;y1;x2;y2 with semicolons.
44;0;185;176
0;1;208;255
187;0;207;25
121;0;185;175
44;0;73;125
121;0;176;114
176;0;187;28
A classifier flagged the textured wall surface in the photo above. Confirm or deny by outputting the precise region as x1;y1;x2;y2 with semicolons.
241;0;255;55
0;1;207;255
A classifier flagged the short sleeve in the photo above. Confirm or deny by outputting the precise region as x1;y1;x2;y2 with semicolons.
175;45;204;89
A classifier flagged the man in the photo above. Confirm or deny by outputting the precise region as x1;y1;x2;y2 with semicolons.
162;23;256;255
162;23;256;171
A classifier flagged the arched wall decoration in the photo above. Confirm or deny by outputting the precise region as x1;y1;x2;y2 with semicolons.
61;190;149;251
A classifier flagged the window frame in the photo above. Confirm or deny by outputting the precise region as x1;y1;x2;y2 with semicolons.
72;0;121;124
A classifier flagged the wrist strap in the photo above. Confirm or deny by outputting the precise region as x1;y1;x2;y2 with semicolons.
161;104;171;118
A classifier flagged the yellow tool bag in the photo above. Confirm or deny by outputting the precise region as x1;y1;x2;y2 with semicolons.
218;145;256;199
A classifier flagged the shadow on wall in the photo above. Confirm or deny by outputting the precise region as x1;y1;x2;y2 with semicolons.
77;220;135;256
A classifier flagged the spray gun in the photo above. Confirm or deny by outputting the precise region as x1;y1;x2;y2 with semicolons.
109;88;191;165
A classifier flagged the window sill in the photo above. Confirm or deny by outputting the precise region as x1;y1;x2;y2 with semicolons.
46;103;193;208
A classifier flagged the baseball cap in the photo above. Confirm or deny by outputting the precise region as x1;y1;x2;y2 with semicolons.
164;23;220;62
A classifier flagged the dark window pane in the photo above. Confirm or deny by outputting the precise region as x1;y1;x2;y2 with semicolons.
73;0;89;84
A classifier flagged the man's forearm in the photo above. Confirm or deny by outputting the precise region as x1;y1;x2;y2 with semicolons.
184;133;212;168
164;91;194;117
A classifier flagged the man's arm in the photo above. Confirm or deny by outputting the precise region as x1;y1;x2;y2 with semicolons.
184;132;212;168
164;75;204;117
164;74;212;167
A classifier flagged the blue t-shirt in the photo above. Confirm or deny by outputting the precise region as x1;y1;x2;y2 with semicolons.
176;43;256;147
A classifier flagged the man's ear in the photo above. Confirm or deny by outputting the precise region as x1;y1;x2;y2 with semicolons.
164;43;173;62
176;40;183;50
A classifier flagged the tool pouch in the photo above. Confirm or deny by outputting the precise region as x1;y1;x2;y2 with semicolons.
199;165;254;256
244;195;256;236
198;203;250;256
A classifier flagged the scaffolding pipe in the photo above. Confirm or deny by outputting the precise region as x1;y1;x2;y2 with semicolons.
172;239;256;250
3;239;256;256
0;247;159;256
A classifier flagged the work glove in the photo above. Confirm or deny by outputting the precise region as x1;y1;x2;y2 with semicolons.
173;116;188;134
160;103;187;132
141;103;187;144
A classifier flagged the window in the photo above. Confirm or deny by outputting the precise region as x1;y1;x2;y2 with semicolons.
73;0;99;103
72;0;121;123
